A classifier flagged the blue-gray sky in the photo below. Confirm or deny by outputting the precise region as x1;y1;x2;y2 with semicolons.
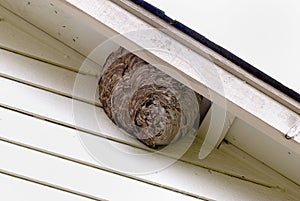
147;0;300;94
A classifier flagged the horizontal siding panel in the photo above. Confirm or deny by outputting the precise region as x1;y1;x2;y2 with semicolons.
0;49;98;105
0;75;133;144
0;140;203;201
0;173;97;201
0;48;295;189
0;107;298;201
0;52;298;192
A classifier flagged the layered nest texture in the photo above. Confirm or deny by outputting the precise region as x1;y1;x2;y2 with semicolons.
99;47;202;148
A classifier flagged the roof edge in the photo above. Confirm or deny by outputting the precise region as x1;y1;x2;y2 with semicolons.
130;0;300;104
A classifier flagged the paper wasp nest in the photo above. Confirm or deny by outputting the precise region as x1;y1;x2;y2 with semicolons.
99;47;204;148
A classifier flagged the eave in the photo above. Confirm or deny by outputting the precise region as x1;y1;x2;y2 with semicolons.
0;0;299;188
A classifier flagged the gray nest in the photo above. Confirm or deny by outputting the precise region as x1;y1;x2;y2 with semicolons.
98;47;203;148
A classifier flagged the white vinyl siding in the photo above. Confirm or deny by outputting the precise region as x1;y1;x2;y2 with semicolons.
0;1;299;201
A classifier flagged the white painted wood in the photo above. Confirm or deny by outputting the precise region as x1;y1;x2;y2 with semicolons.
0;49;99;105
0;107;299;201
226;118;300;187
286;120;300;141
0;141;204;201
0;4;100;75
198;104;235;159
0;173;96;201
194;142;300;200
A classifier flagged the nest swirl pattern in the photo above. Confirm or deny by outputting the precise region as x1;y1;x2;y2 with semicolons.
99;47;202;148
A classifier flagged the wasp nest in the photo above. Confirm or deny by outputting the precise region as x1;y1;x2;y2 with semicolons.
99;47;204;148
